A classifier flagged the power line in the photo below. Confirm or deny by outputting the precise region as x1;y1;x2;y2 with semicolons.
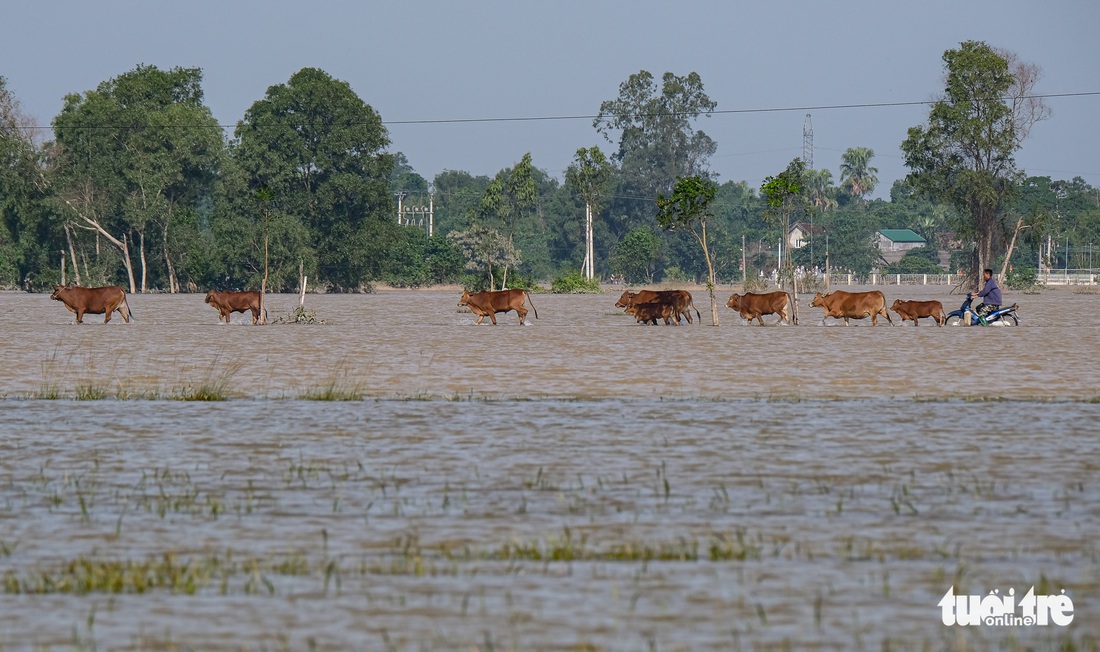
17;91;1100;131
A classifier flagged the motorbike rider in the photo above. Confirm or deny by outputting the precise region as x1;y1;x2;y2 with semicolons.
970;268;1002;318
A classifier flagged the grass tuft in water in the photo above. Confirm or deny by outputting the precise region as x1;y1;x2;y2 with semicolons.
172;358;241;401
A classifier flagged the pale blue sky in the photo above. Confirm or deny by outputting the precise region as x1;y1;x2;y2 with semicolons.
4;1;1098;198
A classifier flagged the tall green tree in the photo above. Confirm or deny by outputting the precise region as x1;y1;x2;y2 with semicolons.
901;41;1048;286
804;168;837;212
565;146;614;280
761;159;810;322
476;153;537;288
610;226;660;284
233;67;393;291
0;77;58;289
656;175;720;325
595;71;717;232
839;147;878;202
52;65;224;292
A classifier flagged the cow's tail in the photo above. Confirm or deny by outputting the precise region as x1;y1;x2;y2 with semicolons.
525;291;538;320
690;296;700;323
120;294;134;323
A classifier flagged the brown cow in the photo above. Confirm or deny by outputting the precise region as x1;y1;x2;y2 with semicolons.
459;289;538;325
625;301;678;325
890;299;945;327
615;289;700;324
50;285;133;324
205;290;267;325
726;291;791;325
808;290;893;326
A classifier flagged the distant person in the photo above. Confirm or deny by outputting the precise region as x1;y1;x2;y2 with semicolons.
971;268;1002;318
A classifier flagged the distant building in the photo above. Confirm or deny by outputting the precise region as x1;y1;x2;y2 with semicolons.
788;221;823;249
877;229;926;252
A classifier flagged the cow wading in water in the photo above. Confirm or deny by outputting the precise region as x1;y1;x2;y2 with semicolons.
726;291;792;325
51;285;133;324
205;290;267;325
625;301;679;325
808;290;893;326
890;299;946;327
615;289;700;325
459;289;538;325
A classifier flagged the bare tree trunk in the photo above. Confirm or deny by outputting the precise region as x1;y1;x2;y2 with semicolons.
163;220;178;293
697;222;719;327
1000;216;1025;283
64;224;81;286
139;229;147;293
259;231;269;325
64;199;136;293
298;261;307;307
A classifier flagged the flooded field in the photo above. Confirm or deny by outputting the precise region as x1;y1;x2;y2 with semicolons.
0;287;1098;650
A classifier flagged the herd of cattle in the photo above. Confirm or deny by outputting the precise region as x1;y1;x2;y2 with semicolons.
50;283;948;327
617;289;945;326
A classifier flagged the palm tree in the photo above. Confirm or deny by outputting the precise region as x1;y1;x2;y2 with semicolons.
840;147;879;201
804;168;837;211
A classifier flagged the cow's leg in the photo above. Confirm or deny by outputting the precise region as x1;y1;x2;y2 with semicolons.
488;311;498;325
251;307;259;324
474;314;485;325
75;308;85;324
516;306;527;325
104;310;112;324
913;316;920;327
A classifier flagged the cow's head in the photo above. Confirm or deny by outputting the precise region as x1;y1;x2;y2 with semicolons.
458;290;471;307
809;292;826;308
890;299;903;310
614;290;635;308
204;290;217;305
726;294;742;310
50;285;66;301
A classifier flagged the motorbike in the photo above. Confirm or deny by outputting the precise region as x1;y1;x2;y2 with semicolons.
944;294;1019;326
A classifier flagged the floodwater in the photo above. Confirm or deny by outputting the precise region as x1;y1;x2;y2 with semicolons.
0;287;1097;650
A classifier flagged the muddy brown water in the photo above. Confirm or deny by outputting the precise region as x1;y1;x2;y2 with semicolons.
0;287;1097;650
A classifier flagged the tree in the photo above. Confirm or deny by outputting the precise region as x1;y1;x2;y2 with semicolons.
610;226;660;284
475;153;537;288
0;77;59;289
52;65;223;293
839;147;878;201
761;159;810;322
595;71;717;213
565;146;614;280
656;175;720;325
901;41;1048;287
447;224;519;290
804;168;837;212
234;67;393;291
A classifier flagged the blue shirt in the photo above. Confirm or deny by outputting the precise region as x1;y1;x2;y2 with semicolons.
977;276;1002;306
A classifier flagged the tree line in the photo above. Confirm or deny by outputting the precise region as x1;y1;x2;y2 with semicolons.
1;43;1098;295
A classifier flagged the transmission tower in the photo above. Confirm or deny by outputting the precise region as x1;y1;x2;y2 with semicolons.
803;113;814;170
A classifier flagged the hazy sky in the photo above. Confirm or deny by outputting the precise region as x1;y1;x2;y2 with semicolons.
3;1;1098;199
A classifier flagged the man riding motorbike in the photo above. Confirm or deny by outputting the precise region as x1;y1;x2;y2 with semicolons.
970;268;1002;319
